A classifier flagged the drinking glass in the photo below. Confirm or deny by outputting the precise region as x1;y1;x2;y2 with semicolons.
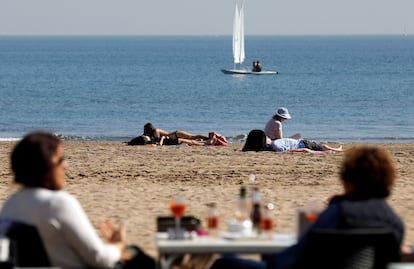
304;198;324;223
169;196;187;239
206;202;219;237
261;203;275;239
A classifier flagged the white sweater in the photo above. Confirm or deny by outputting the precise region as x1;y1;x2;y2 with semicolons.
0;188;121;269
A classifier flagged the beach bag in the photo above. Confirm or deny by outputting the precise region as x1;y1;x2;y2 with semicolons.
242;129;269;151
209;132;229;146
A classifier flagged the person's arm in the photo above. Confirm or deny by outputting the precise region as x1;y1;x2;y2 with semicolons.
55;193;122;268
289;148;314;153
158;136;165;146
98;221;132;262
273;120;283;139
276;128;283;139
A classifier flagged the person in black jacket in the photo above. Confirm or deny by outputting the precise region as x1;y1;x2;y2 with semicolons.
210;145;404;269
252;60;262;72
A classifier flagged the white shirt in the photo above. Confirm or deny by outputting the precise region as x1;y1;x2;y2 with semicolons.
0;188;120;269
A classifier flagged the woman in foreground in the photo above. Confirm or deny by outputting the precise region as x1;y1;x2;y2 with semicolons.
0;132;155;269
211;145;404;269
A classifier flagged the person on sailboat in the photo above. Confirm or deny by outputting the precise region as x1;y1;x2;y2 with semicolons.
256;61;262;72
252;61;258;71
264;107;291;140
252;60;262;72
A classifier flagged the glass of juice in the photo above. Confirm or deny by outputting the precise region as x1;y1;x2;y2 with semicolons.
169;196;187;239
206;202;219;237
304;198;324;223
261;203;275;239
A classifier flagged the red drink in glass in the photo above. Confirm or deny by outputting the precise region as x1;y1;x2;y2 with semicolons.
207;215;219;229
170;203;186;218
304;199;324;223
305;212;318;223
261;217;273;231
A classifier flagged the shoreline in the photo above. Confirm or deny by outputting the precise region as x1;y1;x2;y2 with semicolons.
2;133;414;144
1;141;414;258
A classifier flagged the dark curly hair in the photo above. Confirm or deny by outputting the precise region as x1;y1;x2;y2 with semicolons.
143;122;156;137
340;146;396;199
11;132;61;187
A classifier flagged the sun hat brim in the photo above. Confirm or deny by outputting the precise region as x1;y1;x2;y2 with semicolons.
276;112;291;119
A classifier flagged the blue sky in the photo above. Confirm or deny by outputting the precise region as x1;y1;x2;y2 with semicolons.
1;0;413;35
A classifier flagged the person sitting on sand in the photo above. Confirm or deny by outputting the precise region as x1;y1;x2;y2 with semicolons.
143;122;209;141
210;145;403;269
264;107;291;140
0;132;156;269
270;137;343;153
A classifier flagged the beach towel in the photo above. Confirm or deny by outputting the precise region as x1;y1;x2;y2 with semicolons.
209;132;229;146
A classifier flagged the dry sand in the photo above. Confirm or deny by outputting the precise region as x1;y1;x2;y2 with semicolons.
1;141;414;258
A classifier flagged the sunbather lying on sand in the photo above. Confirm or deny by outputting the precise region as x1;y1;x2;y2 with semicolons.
155;135;216;146
128;135;216;146
143;122;209;141
270;138;343;153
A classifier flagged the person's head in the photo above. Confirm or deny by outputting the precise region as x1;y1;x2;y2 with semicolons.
274;107;291;121
11;132;67;190
340;146;396;199
143;122;156;137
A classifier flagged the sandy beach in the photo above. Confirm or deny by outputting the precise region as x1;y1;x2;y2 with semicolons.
1;141;414;259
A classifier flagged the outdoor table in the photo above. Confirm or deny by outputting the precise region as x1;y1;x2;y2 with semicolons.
155;232;296;269
156;232;296;254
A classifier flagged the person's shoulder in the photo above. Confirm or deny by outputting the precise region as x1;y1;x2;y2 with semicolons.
54;190;78;202
266;117;280;125
156;128;168;135
44;190;81;209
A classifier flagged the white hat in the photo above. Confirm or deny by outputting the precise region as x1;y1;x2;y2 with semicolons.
275;107;291;119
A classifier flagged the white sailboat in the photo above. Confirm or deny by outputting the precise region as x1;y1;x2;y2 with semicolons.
221;0;277;75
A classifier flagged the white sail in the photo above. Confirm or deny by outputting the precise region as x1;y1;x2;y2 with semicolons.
232;0;245;65
221;0;277;74
239;2;245;64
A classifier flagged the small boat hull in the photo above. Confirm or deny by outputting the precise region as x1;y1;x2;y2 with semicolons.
221;69;278;75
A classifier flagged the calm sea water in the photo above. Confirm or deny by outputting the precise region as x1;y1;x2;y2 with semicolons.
1;36;413;143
